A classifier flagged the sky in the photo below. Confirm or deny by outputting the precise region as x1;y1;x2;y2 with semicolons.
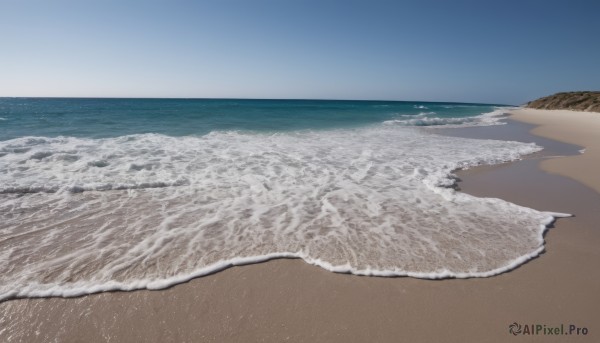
1;0;599;105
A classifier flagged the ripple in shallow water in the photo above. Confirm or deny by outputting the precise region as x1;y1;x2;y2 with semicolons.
0;125;568;300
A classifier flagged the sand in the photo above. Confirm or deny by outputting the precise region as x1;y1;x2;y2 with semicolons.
1;109;599;342
510;108;600;194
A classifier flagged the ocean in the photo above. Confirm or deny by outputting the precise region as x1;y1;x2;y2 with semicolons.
0;98;567;300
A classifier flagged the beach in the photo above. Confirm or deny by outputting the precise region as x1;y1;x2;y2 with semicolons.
510;109;600;194
1;108;599;342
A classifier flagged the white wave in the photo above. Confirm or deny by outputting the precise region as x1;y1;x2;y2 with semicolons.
414;105;429;109
383;108;510;128
0;124;568;300
396;111;436;118
442;105;478;109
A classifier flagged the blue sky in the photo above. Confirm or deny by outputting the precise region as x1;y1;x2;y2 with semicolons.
1;0;599;104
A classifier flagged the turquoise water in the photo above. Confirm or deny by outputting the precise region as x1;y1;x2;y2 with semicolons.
0;98;502;140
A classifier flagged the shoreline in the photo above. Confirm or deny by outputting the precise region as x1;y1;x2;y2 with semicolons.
1;109;599;342
509;108;600;194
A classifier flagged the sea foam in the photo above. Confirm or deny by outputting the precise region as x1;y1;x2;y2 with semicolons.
0;123;568;300
382;109;507;127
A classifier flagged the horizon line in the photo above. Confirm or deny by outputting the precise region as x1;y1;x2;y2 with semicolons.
0;96;514;107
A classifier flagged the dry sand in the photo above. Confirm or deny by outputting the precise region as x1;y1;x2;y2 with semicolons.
1;109;599;342
510;108;600;194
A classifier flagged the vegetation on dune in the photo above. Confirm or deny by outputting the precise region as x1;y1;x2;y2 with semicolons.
526;91;600;112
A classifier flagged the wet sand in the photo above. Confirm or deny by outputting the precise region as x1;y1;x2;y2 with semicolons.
1;110;599;342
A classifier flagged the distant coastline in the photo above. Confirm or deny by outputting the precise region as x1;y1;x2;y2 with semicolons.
526;91;600;112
